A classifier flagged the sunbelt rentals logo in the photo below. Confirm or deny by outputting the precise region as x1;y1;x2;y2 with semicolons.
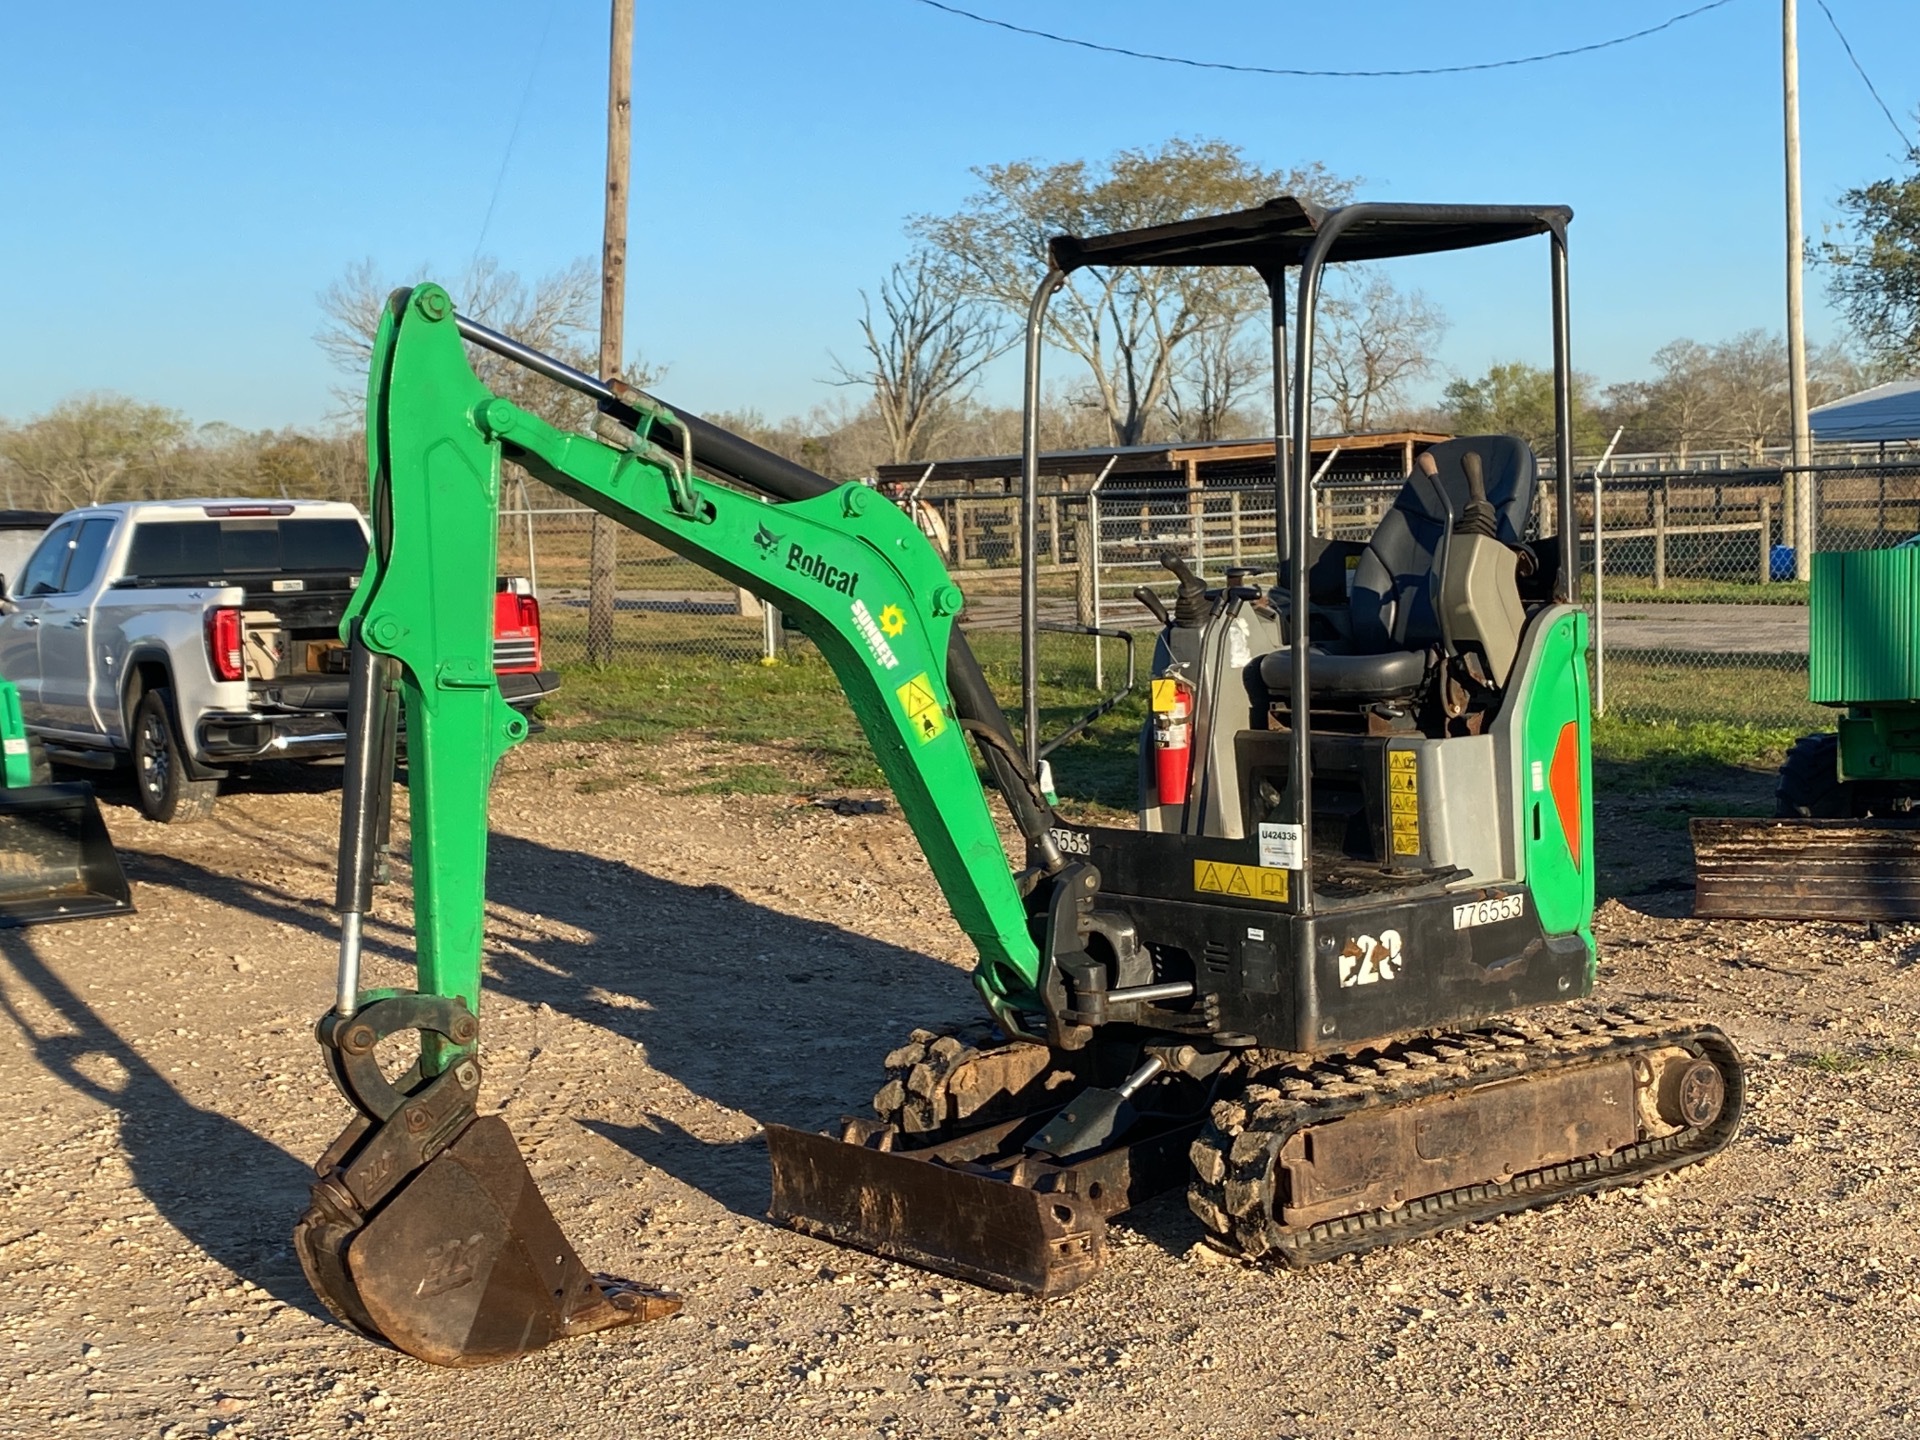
852;599;901;670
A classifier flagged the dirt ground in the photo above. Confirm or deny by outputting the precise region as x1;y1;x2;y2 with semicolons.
2;741;1918;1440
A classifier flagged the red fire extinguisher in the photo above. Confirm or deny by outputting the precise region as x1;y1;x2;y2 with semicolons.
1152;675;1195;805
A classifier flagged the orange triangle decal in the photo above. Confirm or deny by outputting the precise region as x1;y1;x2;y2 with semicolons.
1549;720;1583;871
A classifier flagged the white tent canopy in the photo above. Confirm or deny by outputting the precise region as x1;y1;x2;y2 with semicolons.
1810;378;1920;444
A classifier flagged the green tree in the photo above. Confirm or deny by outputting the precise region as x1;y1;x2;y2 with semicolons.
1442;361;1604;455
914;138;1352;446
1820;141;1920;374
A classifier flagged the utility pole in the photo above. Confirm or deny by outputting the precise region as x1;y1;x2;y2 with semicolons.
1783;0;1814;579
587;0;632;665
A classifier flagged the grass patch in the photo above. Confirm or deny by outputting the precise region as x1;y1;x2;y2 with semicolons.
1798;1046;1920;1074
1591;716;1801;793
677;761;803;796
1600;577;1809;606
533;628;1145;810
1598;653;1826;732
538;649;885;789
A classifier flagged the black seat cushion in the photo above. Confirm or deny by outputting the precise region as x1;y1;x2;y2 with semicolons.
1259;646;1429;704
1350;436;1535;653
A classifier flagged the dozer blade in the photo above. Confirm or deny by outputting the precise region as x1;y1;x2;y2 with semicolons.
766;1123;1105;1297
0;782;132;927
297;1115;679;1367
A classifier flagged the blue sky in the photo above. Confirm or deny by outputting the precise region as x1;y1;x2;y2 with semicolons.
3;0;1916;432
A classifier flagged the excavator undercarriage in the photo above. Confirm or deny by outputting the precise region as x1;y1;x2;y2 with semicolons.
298;196;1743;1365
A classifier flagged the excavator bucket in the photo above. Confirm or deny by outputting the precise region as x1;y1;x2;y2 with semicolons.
296;1114;679;1367
0;782;133;927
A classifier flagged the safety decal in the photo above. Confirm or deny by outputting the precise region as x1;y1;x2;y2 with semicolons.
851;599;901;671
878;604;907;637
1338;930;1403;987
1549;720;1584;870
1388;749;1420;856
1192;859;1288;904
896;671;947;744
1451;893;1525;929
1256;821;1302;870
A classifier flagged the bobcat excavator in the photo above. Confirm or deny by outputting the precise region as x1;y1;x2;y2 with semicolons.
295;198;1743;1366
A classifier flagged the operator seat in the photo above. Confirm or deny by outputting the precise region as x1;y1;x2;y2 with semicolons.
1260;435;1535;706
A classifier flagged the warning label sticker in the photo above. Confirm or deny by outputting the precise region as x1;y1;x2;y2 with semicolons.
895;671;947;744
1192;859;1289;904
1388;749;1420;856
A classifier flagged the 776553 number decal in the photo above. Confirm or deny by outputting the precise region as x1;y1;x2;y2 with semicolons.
1451;893;1525;930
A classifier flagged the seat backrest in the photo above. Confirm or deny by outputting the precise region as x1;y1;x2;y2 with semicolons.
1348;436;1535;653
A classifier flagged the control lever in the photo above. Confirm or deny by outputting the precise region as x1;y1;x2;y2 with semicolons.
1133;586;1171;628
1457;451;1500;540
1158;552;1209;628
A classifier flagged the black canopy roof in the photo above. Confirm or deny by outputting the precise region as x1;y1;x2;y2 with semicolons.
1047;197;1571;274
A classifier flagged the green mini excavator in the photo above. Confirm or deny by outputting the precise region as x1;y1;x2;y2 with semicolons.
296;199;1743;1367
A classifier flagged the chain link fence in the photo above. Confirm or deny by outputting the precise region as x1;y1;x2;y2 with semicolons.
496;479;1125;768
1586;462;1920;732
503;460;1920;771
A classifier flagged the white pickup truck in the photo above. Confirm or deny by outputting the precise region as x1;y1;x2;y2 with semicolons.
0;499;556;822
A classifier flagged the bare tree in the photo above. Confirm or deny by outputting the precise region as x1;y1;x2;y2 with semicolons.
316;256;655;427
915;138;1352;446
0;393;188;510
1603;331;1868;461
830;255;1013;464
1313;274;1446;433
1161;319;1268;441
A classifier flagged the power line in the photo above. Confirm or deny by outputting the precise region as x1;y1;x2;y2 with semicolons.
909;0;1746;79
472;1;558;264
1812;0;1915;156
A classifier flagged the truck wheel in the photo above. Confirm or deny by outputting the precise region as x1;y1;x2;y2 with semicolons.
132;688;218;824
1775;732;1852;818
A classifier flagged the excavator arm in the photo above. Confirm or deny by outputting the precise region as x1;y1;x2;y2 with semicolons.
350;283;1048;1017
295;284;1074;1364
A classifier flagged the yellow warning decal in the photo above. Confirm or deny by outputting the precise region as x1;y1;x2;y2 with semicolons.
1193;859;1289;904
895;671;947;744
1150;678;1179;712
1388;749;1420;856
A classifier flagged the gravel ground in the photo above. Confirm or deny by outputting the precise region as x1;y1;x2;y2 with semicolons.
2;741;1917;1439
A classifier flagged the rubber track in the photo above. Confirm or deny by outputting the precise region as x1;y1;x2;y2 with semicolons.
1187;1005;1745;1267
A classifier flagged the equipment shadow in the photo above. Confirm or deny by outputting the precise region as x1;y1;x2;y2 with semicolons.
479;830;985;1219
125;834;989;1231
0;929;330;1322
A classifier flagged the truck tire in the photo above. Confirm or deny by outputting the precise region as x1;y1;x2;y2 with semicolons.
1775;732;1852;818
132;688;218;824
